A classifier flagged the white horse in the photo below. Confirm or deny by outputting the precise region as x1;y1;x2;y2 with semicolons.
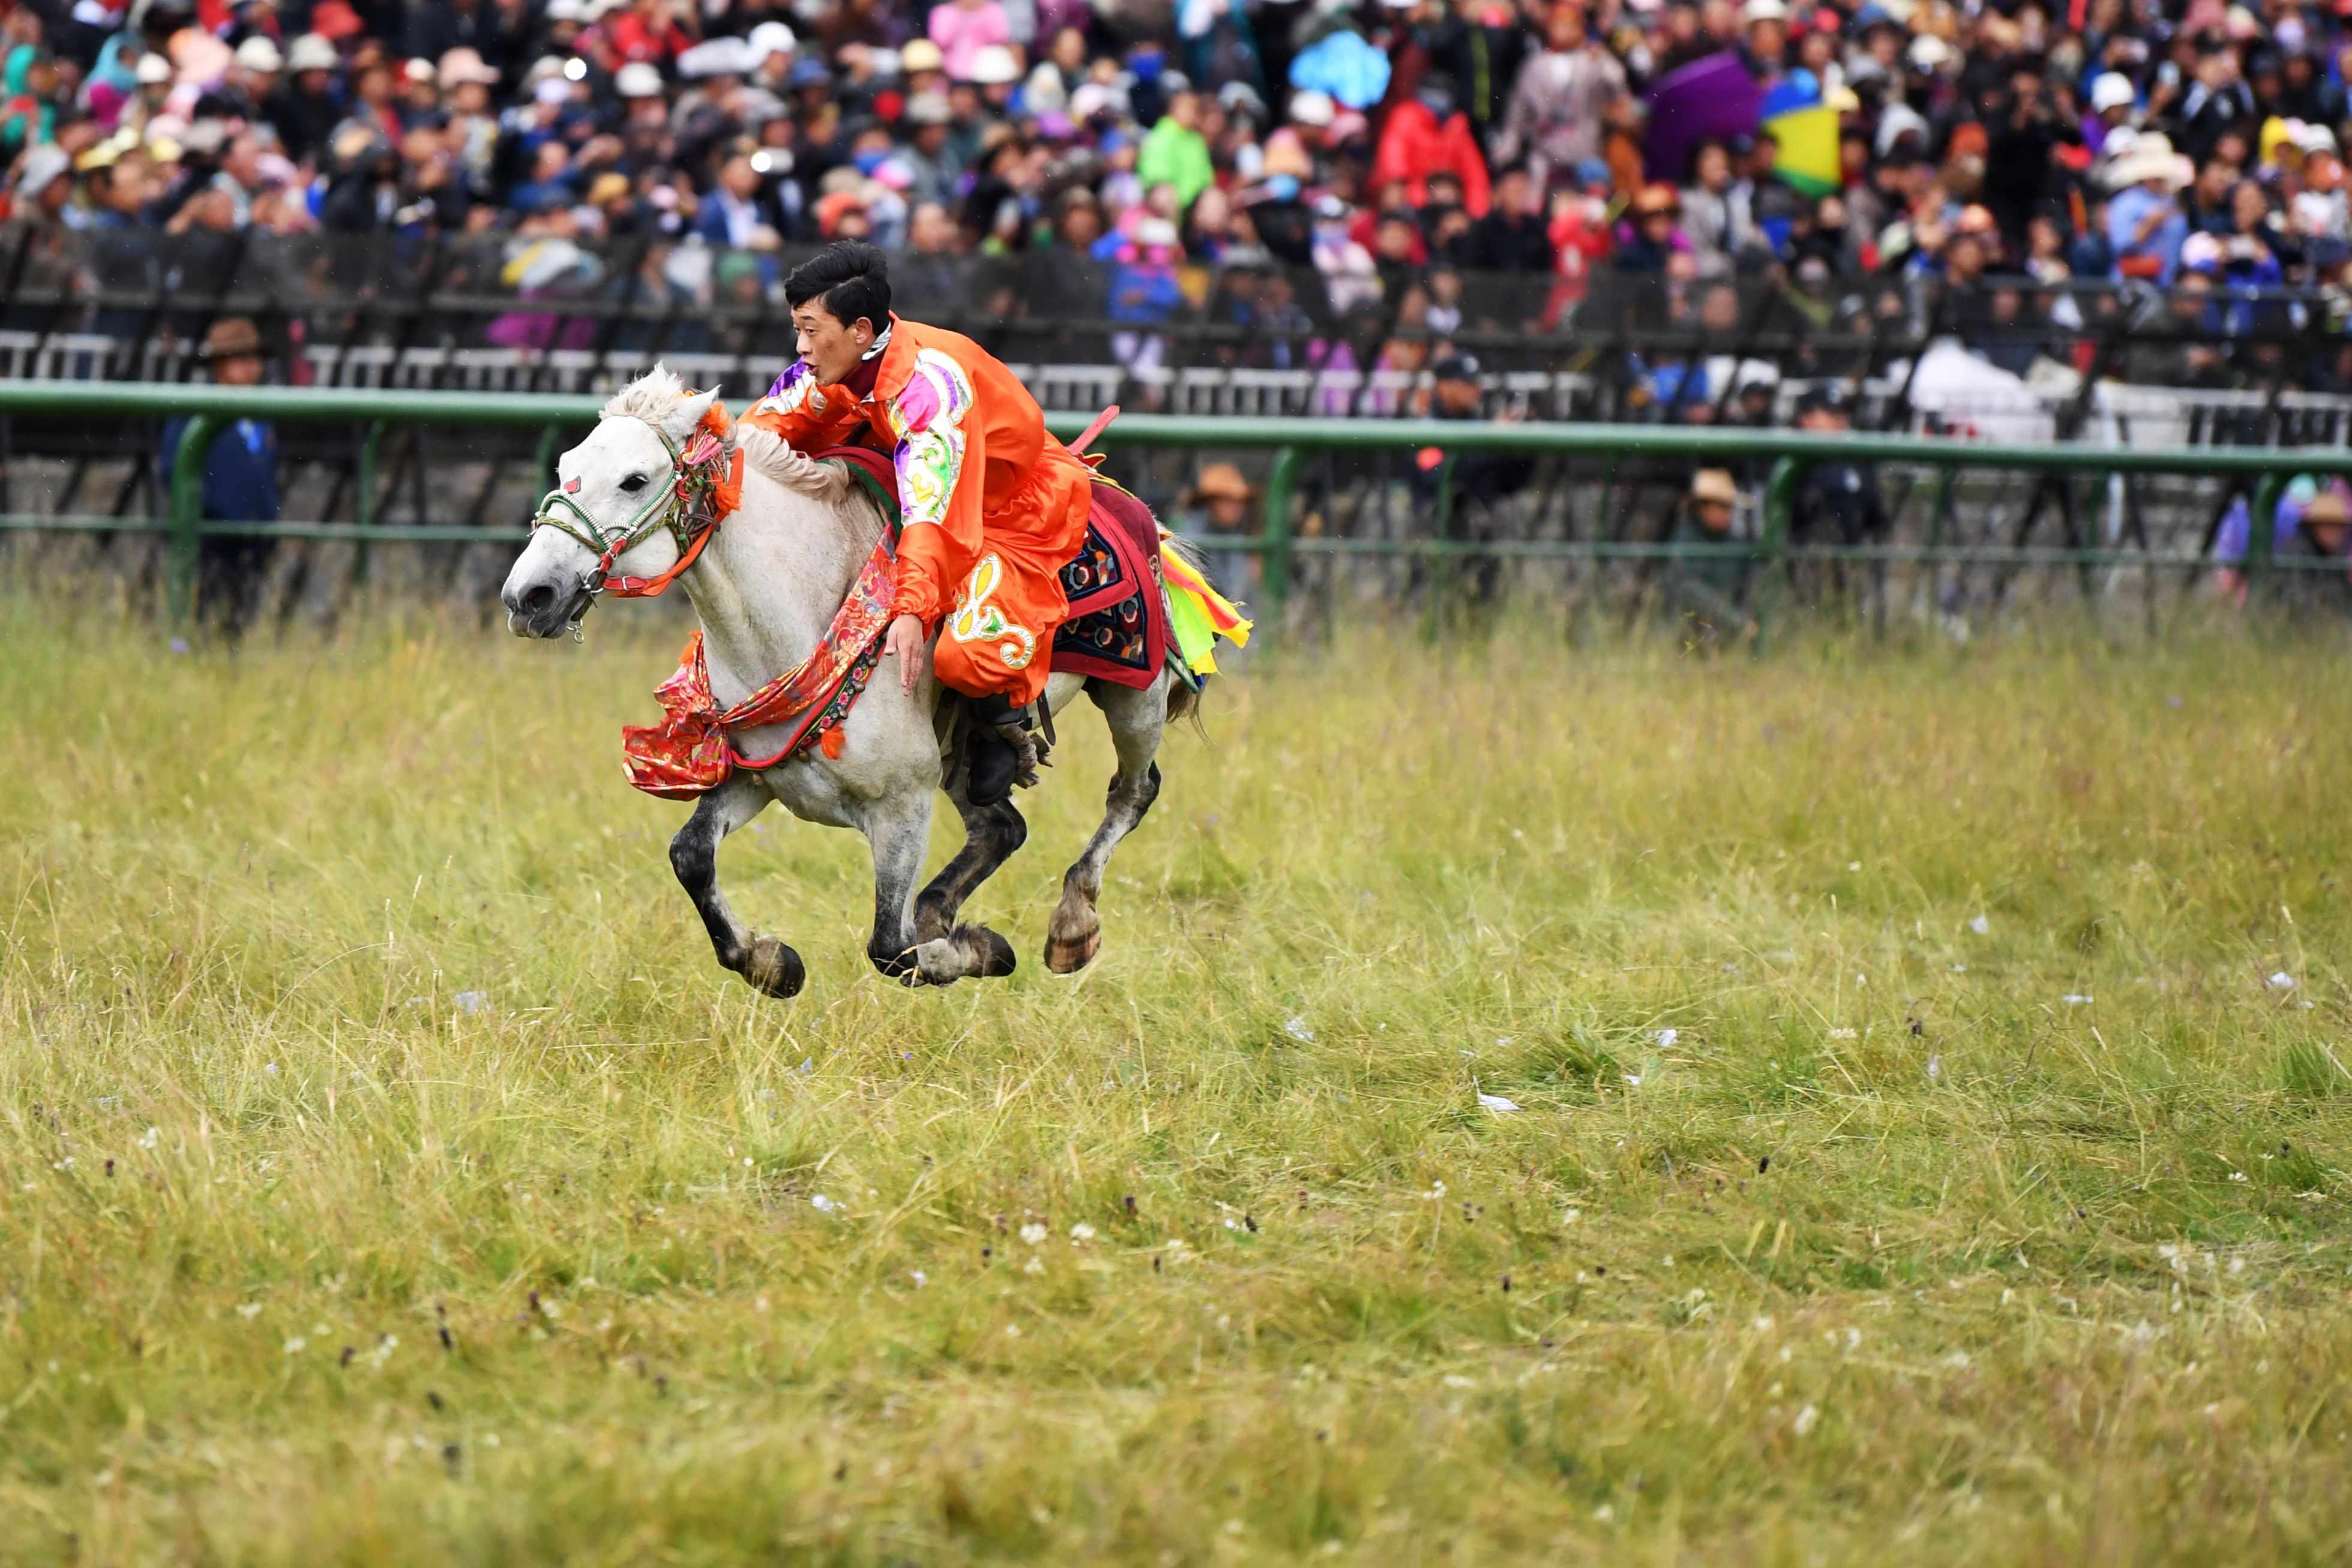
498;368;1193;996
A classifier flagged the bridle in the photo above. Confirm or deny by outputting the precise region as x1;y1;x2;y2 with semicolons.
529;409;740;632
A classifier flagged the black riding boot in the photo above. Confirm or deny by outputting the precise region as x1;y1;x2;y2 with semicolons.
964;694;1023;807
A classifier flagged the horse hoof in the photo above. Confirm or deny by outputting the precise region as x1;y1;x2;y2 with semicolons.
913;937;965;986
1045;922;1101;975
967;925;1017;979
741;936;805;999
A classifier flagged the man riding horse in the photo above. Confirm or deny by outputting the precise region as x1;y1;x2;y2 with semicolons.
736;240;1090;806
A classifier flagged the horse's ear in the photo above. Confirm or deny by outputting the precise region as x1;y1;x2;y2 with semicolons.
663;386;721;445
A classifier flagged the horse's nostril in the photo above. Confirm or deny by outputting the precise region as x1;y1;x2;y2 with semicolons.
521;583;556;616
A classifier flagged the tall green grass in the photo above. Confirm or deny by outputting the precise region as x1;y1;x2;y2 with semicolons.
4;601;2350;1564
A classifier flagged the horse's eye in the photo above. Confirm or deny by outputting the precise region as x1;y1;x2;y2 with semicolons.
619;473;649;493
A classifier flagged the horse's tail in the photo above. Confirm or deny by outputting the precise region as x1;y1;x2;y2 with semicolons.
1155;530;1226;741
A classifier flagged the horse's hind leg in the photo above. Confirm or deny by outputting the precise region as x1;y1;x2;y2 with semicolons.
669;775;803;999
909;781;1024;984
1045;675;1169;975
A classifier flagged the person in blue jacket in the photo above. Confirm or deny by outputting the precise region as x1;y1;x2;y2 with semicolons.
161;318;279;635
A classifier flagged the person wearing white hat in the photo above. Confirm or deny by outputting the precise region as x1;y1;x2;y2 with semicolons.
265;35;343;163
1742;0;1788;70
2104;130;2189;284
2086;71;2136;156
13;145;74;224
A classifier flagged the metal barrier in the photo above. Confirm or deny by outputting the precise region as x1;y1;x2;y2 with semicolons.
0;380;2343;637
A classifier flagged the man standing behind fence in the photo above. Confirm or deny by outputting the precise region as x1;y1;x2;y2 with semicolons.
159;319;279;636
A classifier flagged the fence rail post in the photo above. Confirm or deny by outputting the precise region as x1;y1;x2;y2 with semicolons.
1753;455;1800;655
1260;444;1304;622
166;413;222;630
351;419;385;584
2246;469;2289;604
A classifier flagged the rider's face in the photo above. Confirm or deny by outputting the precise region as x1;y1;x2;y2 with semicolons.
792;302;874;386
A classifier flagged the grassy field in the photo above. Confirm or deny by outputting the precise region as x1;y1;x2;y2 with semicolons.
4;600;2352;1565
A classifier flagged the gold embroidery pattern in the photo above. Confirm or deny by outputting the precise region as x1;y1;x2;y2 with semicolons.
947;554;1036;671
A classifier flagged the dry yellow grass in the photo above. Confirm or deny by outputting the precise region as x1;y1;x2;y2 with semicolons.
3;601;2350;1565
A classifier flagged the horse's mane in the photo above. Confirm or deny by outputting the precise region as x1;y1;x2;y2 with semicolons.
602;364;703;425
606;365;890;541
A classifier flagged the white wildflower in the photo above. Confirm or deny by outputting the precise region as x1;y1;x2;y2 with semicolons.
1478;1090;1521;1112
2268;972;2296;990
1848;862;1861;871
1621;1074;1641;1087
910;1271;927;1287
1926;1054;1941;1080
1969;915;1990;936
1791;1403;1820;1436
2063;994;2093;1005
235;1303;262;1320
1069;1223;1095;1242
811;1194;840;1213
1593;1505;1615;1522
1827;1029;1856;1041
1653;1029;1677;1047
283;1337;306;1354
1442;1374;1475;1389
138;1128;159;1150
1019;1222;1048;1245
454;991;489;1014
1284;1017;1314;1042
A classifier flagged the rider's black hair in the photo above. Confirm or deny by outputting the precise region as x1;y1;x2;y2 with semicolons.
784;241;892;335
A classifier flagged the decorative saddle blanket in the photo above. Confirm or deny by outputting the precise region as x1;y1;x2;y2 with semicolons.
1051;480;1170;690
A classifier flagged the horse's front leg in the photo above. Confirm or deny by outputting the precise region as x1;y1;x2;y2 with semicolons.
859;787;948;985
669;775;803;998
908;776;1025;985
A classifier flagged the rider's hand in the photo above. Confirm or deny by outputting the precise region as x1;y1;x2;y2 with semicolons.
884;613;926;694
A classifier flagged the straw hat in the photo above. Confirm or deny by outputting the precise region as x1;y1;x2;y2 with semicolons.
2105;129;2183;190
1688;469;1740;506
1185;462;1257;506
898;37;943;74
438;47;500;89
198;317;270;361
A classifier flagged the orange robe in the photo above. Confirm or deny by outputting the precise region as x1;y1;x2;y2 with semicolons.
738;314;1092;707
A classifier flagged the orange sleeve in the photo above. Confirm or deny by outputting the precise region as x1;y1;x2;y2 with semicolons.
739;361;862;451
879;346;986;629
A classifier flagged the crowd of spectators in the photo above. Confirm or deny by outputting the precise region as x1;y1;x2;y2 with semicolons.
0;0;2347;391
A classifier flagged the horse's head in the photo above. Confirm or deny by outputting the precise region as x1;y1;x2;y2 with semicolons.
501;367;723;638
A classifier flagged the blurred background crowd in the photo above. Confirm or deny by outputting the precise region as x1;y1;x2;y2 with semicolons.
0;0;2345;401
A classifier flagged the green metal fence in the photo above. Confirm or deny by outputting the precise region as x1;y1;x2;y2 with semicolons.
0;381;2342;632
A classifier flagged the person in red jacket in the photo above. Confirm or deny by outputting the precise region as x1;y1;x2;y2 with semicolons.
1373;81;1493;217
737;241;1093;805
